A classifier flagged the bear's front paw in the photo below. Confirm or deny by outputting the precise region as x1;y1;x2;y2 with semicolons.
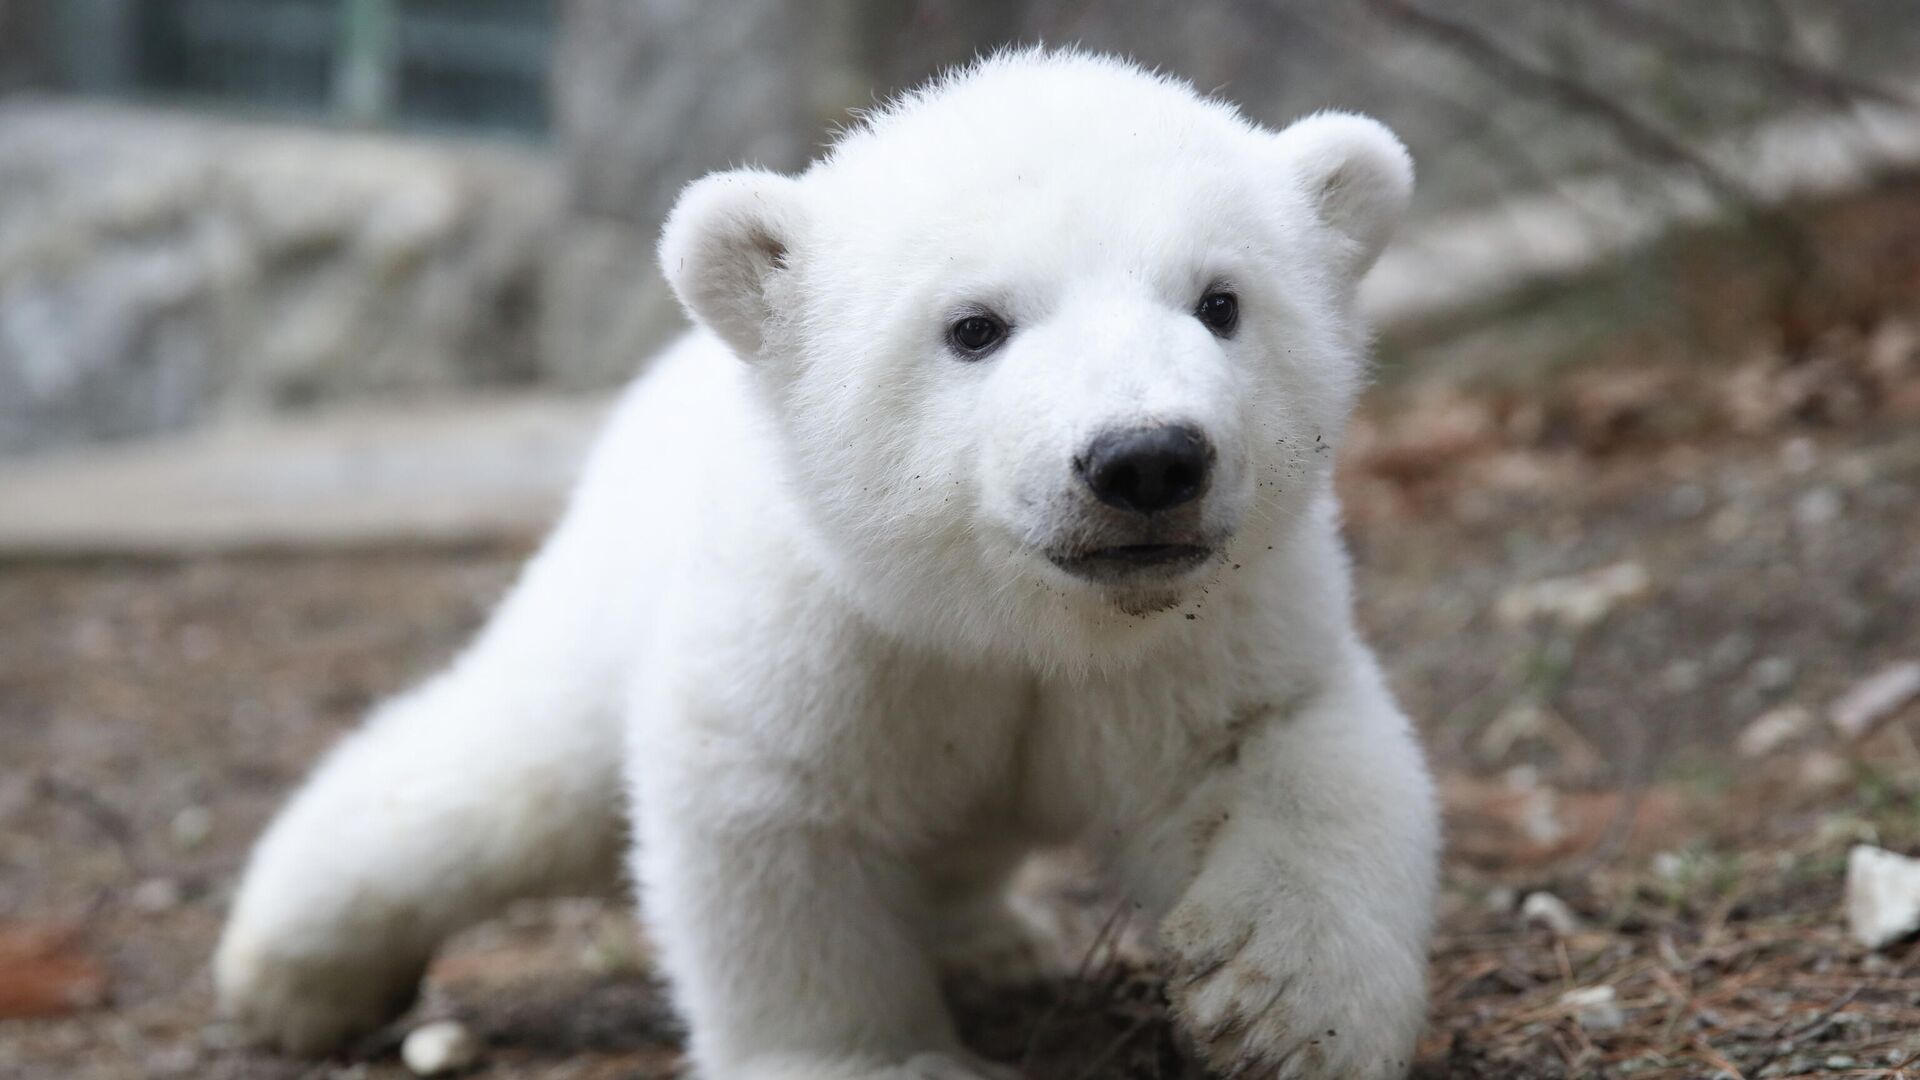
1161;898;1425;1080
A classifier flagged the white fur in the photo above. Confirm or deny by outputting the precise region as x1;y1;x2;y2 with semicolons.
216;50;1438;1080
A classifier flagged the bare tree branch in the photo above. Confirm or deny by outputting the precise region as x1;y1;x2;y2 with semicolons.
1579;0;1917;111
1362;0;1764;212
1257;1;1642;231
1361;0;1827;341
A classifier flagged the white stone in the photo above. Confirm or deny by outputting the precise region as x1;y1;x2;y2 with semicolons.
1799;750;1854;793
170;805;214;850
1737;705;1812;758
1749;655;1797;692
1830;662;1920;740
131;877;184;913
1780;437;1818;475
1496;561;1650;628
1845;845;1920;949
1559;985;1624;1031
1794;486;1844;528
1660;659;1703;695
401;1020;479;1076
1650;851;1687;882
1521;891;1583;936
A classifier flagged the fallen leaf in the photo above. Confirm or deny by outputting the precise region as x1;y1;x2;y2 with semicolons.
0;922;109;1018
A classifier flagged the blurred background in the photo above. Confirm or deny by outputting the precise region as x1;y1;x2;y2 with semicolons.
3;3;1920;1078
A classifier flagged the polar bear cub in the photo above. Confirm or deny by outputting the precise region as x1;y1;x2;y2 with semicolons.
215;50;1438;1080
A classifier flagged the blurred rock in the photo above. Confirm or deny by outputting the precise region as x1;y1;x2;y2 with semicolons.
1738;705;1813;758
1651;851;1687;882
1781;437;1820;475
1845;845;1920;949
168;805;213;851
1666;483;1709;518
1560;985;1624;1031
1830;661;1920;740
1749;655;1799;694
196;1019;252;1053
401;1019;480;1076
1867;318;1919;371
141;1044;200;1077
130;877;183;914
1798;750;1854;795
1521;891;1583;936
1794;486;1845;528
1660;659;1704;695
1496;561;1651;629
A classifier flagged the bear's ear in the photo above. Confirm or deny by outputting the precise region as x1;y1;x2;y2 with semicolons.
1271;112;1413;282
658;168;806;359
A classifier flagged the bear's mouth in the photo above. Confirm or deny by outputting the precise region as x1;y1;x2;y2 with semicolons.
1047;543;1213;584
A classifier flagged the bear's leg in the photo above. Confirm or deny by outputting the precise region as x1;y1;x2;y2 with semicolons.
215;529;634;1053
1121;672;1438;1080
213;662;627;1052
640;820;1014;1080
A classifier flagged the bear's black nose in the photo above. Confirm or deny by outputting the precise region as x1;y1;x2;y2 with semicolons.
1078;423;1213;515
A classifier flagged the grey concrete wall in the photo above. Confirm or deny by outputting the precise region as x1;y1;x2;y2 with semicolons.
0;100;556;456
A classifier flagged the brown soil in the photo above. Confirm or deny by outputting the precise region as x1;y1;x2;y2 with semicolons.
5;229;1920;1078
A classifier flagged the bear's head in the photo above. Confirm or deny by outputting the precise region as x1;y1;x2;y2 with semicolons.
659;50;1411;672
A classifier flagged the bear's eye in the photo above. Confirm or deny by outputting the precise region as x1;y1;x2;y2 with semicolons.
948;313;1008;357
1196;290;1239;336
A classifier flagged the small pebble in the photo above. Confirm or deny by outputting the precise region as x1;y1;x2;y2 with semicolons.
171;806;214;850
1749;656;1797;693
1495;561;1649;629
1794;486;1843;528
1651;851;1687;882
1846;845;1920;949
402;1020;480;1076
1666;484;1708;518
1780;437;1817;474
1561;985;1624;1031
1661;659;1703;695
1737;705;1812;758
1520;891;1583;936
1797;750;1853;794
143;1044;200;1076
131;877;184;913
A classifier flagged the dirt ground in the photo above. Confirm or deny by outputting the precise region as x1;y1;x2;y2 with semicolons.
5;223;1920;1076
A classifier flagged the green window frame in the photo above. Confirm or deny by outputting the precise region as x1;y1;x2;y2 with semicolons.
44;0;553;137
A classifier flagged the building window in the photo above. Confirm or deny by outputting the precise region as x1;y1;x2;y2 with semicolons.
47;0;553;137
